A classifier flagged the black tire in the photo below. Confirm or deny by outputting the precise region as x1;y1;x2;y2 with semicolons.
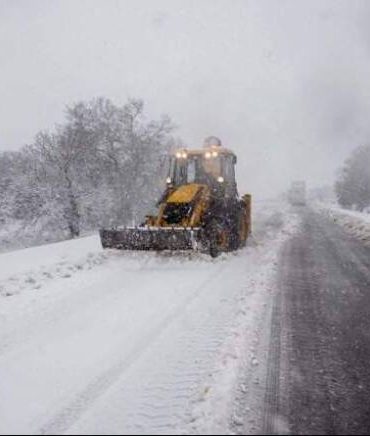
226;204;243;251
207;219;221;258
209;238;220;258
228;216;241;251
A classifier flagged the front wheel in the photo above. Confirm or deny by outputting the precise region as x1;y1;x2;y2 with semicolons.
209;236;220;258
206;219;222;258
228;215;242;251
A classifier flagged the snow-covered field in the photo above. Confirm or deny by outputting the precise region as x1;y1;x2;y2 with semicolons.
317;204;370;247
0;201;300;435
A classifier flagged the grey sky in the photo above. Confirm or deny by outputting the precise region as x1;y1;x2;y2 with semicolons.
1;0;370;196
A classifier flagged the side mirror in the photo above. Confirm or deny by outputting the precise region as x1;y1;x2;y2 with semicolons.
233;155;237;165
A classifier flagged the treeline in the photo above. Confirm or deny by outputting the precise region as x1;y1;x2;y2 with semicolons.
0;98;176;247
335;145;370;211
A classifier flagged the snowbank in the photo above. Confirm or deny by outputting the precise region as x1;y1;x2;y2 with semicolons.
318;204;370;247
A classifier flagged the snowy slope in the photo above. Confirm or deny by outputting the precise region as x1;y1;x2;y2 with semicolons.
0;202;300;435
0;235;106;297
318;204;370;247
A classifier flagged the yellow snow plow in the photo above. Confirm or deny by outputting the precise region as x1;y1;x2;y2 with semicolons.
100;137;252;257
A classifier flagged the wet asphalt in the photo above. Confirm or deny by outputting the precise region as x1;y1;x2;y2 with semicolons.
265;208;370;435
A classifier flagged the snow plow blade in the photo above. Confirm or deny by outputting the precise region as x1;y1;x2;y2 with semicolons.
100;228;201;251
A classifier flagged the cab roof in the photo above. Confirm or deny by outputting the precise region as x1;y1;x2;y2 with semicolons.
171;147;236;158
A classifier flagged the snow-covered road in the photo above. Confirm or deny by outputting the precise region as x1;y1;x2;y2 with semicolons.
0;202;298;435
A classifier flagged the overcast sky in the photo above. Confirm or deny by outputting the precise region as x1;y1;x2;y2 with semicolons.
1;0;370;197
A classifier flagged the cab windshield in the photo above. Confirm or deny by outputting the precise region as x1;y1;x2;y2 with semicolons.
168;154;235;187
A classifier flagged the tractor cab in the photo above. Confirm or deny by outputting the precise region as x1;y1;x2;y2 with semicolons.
166;146;238;198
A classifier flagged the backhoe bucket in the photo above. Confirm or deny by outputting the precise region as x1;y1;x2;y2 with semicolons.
99;227;201;251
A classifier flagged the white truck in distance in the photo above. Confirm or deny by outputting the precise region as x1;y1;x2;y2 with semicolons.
289;181;307;206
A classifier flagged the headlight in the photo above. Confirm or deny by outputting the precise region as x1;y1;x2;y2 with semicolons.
212;151;219;158
217;176;225;183
166;177;172;184
205;151;212;159
175;151;188;159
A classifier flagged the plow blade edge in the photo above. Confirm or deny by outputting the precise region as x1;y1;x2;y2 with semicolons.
99;228;201;251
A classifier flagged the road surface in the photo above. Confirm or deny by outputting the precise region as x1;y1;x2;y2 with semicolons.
264;208;370;435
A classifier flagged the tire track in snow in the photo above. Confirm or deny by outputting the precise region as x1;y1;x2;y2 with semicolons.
115;314;233;434
262;277;283;435
39;261;230;435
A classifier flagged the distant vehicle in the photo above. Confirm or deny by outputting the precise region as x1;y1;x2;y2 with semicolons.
289;181;307;206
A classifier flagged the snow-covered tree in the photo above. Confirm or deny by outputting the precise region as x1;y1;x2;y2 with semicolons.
335;145;370;211
64;97;174;227
0;97;176;247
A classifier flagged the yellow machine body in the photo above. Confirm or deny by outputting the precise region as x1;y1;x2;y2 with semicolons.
100;142;252;257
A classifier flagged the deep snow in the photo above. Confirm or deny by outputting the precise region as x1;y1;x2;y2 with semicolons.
0;201;300;435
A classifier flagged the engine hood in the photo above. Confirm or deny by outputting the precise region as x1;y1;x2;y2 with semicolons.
167;183;204;204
